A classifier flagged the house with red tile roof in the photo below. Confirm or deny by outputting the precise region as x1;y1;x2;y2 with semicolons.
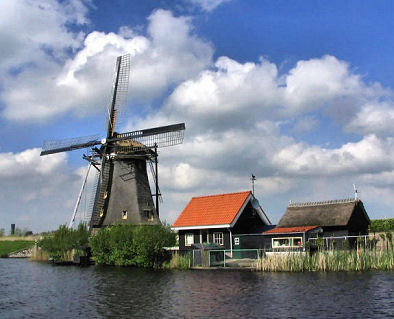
172;191;272;252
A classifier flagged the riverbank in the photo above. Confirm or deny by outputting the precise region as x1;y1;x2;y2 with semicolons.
0;240;34;257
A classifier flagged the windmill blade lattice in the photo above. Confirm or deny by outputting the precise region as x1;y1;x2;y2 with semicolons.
105;54;130;138
116;123;185;149
41;134;100;156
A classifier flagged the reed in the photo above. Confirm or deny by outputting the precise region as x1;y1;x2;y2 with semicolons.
257;249;394;272
163;253;192;270
30;245;50;261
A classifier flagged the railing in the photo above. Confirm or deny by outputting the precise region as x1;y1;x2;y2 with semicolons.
190;234;384;268
192;249;260;268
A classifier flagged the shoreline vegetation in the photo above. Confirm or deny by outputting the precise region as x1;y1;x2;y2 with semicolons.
1;219;393;272
257;249;394;272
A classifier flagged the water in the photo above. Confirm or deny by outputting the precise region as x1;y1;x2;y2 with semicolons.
0;259;393;319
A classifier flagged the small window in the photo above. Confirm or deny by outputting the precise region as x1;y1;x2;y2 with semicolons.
145;210;154;222
213;232;224;246
234;237;240;246
103;191;108;199
99;208;104;217
122;210;128;220
272;237;303;248
185;233;194;246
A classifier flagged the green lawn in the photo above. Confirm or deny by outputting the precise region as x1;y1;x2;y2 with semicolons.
0;240;34;257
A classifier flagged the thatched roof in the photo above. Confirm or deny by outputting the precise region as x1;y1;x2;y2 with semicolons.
277;199;369;228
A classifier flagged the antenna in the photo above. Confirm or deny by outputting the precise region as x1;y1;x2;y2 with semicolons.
353;184;358;201
251;173;256;195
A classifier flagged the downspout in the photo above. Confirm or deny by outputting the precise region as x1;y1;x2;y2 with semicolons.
303;232;306;252
229;228;233;258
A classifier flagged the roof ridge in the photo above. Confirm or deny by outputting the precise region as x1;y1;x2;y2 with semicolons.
288;198;356;208
191;190;251;199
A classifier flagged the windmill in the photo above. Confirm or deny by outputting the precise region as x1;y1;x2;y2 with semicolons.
40;54;185;233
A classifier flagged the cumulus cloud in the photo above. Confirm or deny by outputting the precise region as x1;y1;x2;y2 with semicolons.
1;8;213;122
0;0;88;72
188;0;232;12
0;148;83;232
345;101;394;136
1;2;394;228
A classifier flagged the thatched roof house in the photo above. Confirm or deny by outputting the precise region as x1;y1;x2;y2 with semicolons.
277;198;370;236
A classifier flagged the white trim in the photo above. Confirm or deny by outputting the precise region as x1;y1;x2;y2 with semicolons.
172;224;230;231
229;229;233;257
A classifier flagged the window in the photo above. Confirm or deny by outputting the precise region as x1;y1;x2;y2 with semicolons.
185;233;194;246
145;209;154;222
99;208;104;217
272;237;303;248
122;210;128;220
213;232;224;246
201;231;209;243
234;237;240;246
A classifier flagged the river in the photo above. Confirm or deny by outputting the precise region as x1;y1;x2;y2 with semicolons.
0;259;393;318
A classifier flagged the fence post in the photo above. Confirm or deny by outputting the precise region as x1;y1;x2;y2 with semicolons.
224;250;226;267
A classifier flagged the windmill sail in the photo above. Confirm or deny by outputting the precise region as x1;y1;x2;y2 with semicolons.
40;54;186;232
105;54;130;138
40;135;100;156
116;123;185;148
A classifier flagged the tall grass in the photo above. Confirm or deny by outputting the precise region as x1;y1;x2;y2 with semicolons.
163;253;192;270
257;249;394;272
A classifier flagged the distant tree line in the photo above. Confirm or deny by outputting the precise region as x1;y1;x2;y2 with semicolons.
369;218;394;232
0;227;32;237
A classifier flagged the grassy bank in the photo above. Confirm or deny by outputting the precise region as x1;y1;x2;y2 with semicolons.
0;240;34;257
257;249;394;272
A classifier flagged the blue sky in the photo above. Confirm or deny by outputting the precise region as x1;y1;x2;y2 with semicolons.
0;0;393;232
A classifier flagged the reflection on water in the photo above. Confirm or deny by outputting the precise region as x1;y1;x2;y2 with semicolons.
0;259;393;318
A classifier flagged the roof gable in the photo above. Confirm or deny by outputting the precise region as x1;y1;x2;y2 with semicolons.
278;199;362;228
172;191;252;229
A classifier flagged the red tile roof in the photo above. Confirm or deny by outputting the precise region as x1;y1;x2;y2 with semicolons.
264;225;319;234
172;191;251;228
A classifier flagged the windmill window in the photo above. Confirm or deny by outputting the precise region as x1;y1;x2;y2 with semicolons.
103;191;108;199
145;209;154;222
122;210;128;220
99;208;104;217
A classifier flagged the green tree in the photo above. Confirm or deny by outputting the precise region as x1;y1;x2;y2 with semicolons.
38;224;89;262
0;228;4;237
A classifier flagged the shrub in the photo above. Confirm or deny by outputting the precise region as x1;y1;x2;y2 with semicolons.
89;223;176;268
38;224;89;262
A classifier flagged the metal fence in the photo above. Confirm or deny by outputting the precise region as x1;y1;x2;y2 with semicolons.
192;249;260;268
190;235;384;268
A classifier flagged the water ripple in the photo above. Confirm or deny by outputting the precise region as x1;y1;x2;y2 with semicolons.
0;259;393;318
